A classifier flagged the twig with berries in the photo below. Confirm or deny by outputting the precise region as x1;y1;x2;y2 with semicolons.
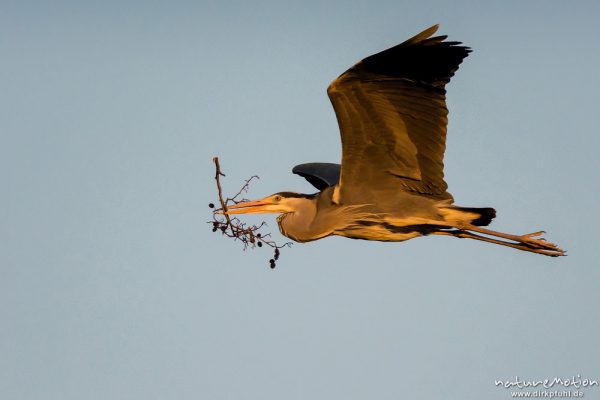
209;157;292;268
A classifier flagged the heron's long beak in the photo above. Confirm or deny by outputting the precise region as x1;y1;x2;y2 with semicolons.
223;198;278;214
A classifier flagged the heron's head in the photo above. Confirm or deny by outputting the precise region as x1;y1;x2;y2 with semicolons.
224;192;315;215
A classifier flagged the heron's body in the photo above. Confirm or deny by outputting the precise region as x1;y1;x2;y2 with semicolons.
274;187;489;243
225;25;565;257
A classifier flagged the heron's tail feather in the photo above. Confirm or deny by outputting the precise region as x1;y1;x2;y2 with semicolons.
439;206;496;227
457;207;496;226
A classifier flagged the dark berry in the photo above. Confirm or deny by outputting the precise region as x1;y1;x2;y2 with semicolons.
256;233;261;238
212;227;217;232
270;263;276;269
208;203;215;208
220;226;226;232
257;242;262;247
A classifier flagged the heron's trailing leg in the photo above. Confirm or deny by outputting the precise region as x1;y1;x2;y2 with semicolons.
458;224;563;251
434;228;565;257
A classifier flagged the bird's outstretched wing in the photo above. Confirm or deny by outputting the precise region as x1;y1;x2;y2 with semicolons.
327;25;470;204
292;162;340;190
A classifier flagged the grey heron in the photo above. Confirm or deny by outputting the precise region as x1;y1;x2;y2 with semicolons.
224;25;565;257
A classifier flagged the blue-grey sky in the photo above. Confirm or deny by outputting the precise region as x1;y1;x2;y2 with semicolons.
2;1;599;399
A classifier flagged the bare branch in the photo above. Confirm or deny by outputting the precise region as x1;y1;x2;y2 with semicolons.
209;157;292;268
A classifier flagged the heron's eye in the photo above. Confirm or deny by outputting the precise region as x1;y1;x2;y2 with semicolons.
274;195;282;202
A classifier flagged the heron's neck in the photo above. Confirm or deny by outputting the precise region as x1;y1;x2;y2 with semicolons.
276;197;320;242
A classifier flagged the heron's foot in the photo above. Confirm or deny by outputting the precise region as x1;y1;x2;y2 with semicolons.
519;231;566;256
520;231;554;248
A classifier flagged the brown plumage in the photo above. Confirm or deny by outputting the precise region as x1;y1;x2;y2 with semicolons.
224;25;565;257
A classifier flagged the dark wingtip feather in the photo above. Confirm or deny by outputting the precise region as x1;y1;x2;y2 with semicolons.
292;162;341;191
359;25;472;87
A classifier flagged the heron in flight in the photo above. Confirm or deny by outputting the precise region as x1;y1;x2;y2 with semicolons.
224;25;565;257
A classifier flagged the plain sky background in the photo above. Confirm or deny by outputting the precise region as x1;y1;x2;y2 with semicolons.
2;1;599;399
